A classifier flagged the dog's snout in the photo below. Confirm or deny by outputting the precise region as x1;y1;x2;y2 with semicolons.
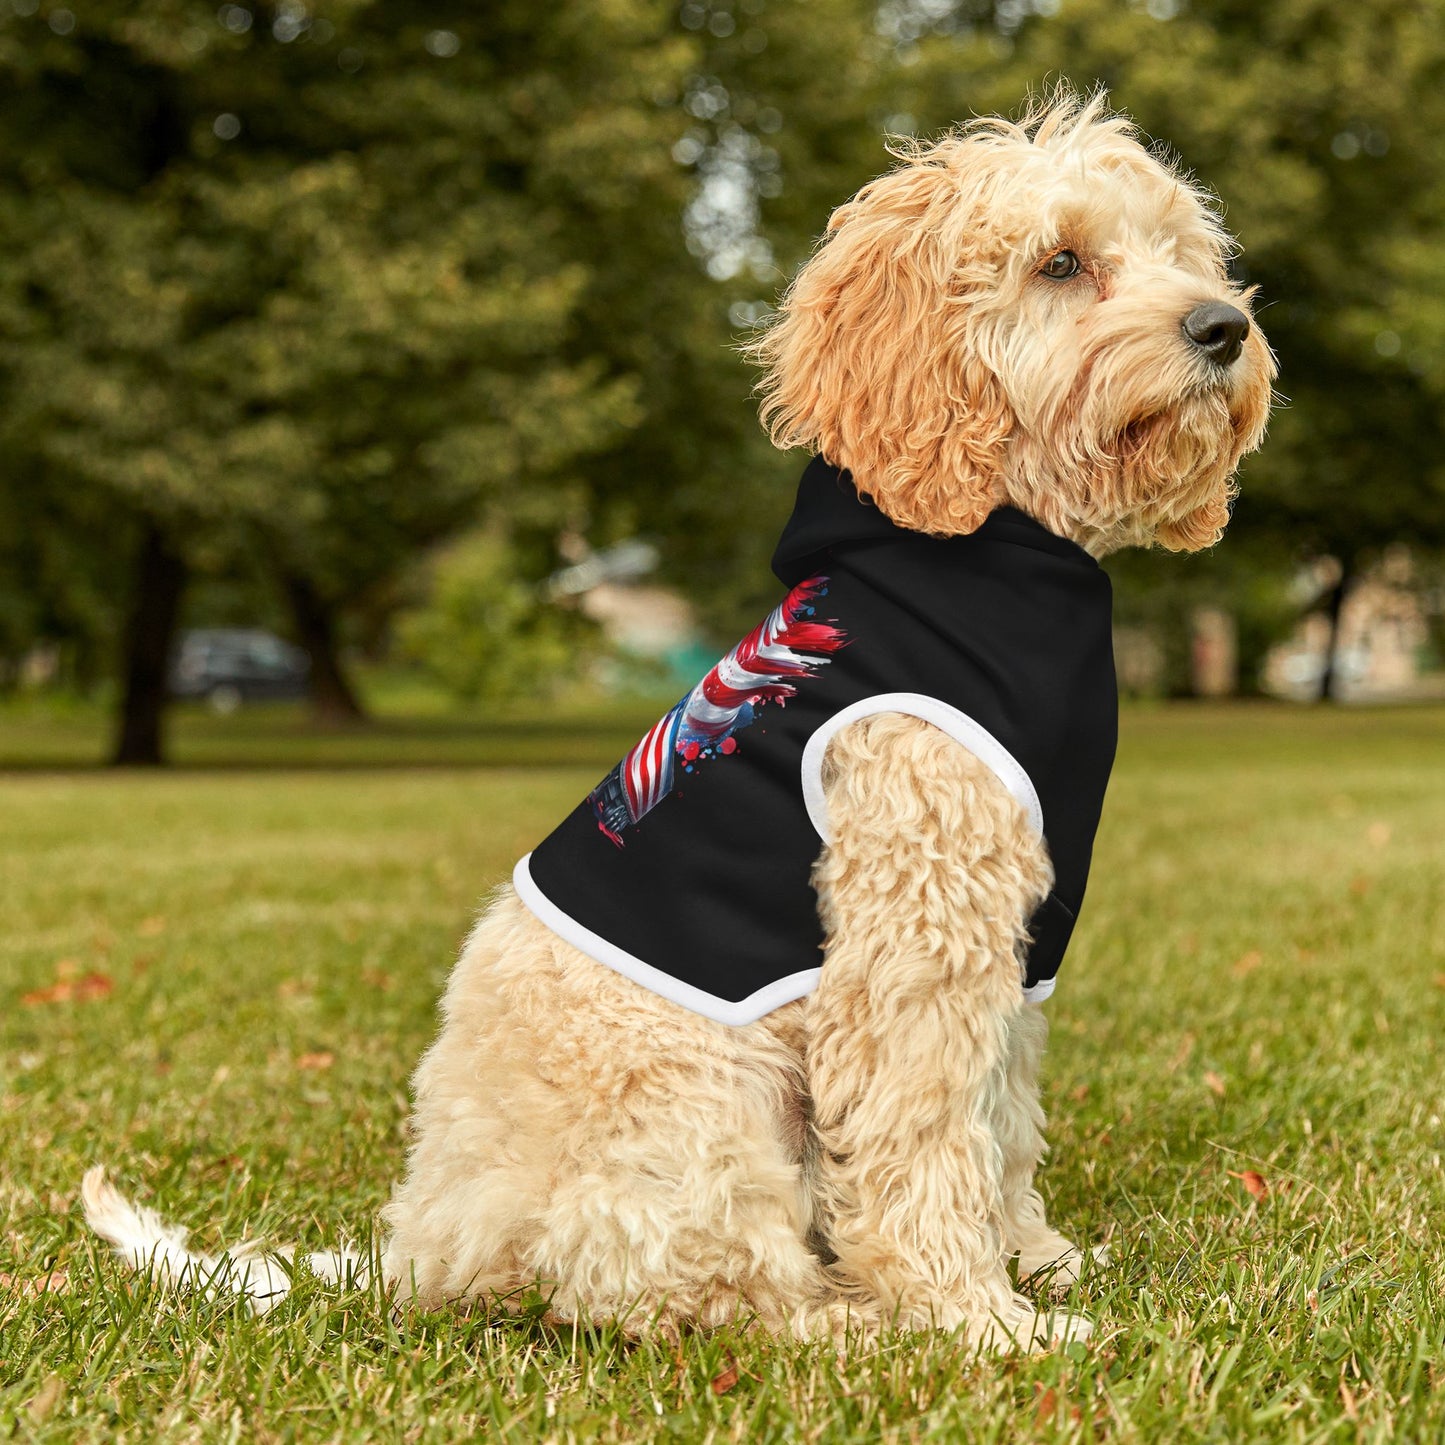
1182;302;1250;367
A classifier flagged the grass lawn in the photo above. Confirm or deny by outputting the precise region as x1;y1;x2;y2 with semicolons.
2;702;1443;1442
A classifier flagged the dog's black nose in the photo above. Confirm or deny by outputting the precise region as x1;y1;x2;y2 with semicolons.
1182;302;1250;367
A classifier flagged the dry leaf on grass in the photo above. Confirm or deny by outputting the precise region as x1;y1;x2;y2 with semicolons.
21;972;114;1006
1232;950;1263;977
1228;1169;1269;1201
1204;1070;1227;1098
710;1357;740;1396
295;1051;334;1071
138;915;167;937
1034;1386;1058;1424
0;1268;70;1299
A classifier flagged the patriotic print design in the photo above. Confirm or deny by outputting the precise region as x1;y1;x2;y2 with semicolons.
589;576;847;844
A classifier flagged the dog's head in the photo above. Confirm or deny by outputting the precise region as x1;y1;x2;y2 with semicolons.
750;90;1275;554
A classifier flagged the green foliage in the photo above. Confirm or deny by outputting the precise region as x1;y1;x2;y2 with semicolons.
0;0;892;685
0;1;677;614
4;0;1445;706
395;532;595;705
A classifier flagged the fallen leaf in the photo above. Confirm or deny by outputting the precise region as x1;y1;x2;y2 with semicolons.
1228;1169;1268;1201
1349;875;1372;898
711;1357;740;1396
1232;950;1263;977
0;1268;70;1299
1365;822;1391;849
1204;1070;1227;1098
1432;973;1445;990
1070;1083;1090;1102
1034;1386;1058;1425
138;915;167;937
295;1051;334;1071
361;969;394;992
21;972;113;1007
21;983;69;1006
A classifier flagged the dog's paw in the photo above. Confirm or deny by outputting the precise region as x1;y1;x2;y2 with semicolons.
1018;1240;1110;1293
972;1295;1093;1353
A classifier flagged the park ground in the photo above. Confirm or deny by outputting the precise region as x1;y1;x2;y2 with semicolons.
1;700;1443;1442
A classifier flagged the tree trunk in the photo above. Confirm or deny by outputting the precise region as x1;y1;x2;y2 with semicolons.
281;571;366;725
1317;557;1355;703
112;524;187;766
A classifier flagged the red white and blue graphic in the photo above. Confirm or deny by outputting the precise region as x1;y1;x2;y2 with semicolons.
590;576;847;844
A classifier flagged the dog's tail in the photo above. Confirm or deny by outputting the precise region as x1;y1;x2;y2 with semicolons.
81;1165;368;1315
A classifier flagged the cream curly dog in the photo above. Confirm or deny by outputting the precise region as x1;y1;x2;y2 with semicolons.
85;92;1273;1351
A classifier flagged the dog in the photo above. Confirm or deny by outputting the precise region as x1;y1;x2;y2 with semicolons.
85;89;1274;1351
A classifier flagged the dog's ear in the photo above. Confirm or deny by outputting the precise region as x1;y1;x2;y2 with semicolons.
748;155;1012;536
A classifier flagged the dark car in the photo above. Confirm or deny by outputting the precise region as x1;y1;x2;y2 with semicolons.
169;629;311;712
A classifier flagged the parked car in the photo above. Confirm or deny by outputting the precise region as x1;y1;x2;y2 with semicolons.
169;629;310;712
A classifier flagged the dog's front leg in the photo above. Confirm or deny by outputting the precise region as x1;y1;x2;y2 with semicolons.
805;713;1088;1350
994;1004;1101;1289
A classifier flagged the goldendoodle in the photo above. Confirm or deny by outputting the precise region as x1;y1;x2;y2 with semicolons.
85;90;1274;1351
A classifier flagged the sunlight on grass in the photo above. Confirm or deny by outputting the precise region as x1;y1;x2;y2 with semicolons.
2;704;1443;1441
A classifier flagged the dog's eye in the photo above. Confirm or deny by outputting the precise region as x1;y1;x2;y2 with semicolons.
1040;250;1081;280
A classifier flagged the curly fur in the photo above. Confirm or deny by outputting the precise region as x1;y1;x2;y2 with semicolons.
379;715;1085;1348
747;90;1273;554
84;88;1272;1353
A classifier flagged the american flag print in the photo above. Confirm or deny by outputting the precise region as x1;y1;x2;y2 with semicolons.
589;576;847;844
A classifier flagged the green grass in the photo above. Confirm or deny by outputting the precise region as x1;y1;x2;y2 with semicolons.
0;685;681;771
2;703;1443;1442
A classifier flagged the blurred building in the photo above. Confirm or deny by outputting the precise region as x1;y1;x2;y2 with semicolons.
547;540;713;690
1262;549;1441;701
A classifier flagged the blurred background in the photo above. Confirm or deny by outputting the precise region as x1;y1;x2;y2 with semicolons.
2;0;1443;766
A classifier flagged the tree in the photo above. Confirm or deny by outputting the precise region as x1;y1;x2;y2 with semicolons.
0;1;697;759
